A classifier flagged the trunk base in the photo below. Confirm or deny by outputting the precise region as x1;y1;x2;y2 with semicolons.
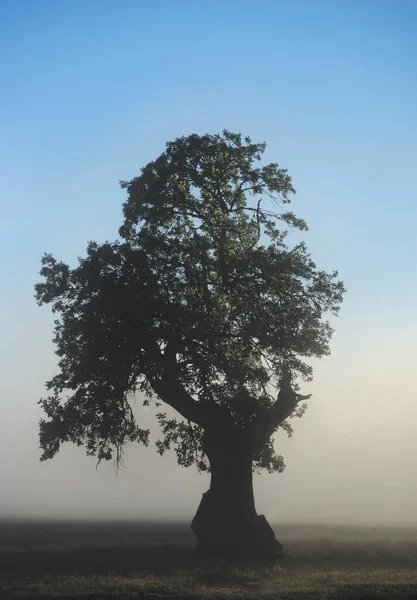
191;490;284;560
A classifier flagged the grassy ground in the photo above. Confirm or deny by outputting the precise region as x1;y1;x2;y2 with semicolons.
1;521;417;599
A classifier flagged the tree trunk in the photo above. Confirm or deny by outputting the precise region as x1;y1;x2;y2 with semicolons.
191;428;283;559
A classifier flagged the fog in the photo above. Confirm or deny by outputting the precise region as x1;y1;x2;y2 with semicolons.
1;314;416;527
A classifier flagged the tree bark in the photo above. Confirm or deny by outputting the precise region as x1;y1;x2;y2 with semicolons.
191;428;283;559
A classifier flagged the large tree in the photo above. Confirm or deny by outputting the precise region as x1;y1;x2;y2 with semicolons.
35;131;344;558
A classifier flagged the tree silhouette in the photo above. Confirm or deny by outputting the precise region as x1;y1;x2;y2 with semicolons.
35;131;345;558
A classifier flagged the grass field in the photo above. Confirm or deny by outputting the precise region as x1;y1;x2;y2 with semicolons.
1;520;417;599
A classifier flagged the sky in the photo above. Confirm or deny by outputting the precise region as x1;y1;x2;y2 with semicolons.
0;0;416;527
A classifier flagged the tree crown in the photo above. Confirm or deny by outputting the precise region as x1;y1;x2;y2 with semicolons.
35;130;344;472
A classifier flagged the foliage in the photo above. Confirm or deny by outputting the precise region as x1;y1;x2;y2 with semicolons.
35;130;344;471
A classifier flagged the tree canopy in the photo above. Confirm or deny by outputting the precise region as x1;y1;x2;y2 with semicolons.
35;130;345;474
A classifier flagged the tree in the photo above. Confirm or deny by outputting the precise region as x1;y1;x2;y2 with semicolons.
35;131;345;558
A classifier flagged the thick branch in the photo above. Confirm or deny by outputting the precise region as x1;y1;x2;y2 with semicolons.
267;384;312;433
251;373;311;450
146;340;223;429
149;374;209;428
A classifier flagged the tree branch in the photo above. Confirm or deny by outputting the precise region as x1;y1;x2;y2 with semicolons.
251;372;312;449
148;373;208;428
268;384;312;433
145;340;222;429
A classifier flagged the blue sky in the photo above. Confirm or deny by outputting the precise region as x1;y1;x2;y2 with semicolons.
0;1;416;523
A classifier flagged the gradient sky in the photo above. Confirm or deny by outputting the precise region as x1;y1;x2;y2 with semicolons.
0;0;416;526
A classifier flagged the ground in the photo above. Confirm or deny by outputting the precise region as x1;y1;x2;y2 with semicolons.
1;520;417;599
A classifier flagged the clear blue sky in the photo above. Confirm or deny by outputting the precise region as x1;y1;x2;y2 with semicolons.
0;1;416;523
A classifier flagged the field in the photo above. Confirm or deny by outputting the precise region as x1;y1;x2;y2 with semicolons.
1;520;417;599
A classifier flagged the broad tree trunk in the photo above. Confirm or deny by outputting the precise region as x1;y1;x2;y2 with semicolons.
191;428;283;559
